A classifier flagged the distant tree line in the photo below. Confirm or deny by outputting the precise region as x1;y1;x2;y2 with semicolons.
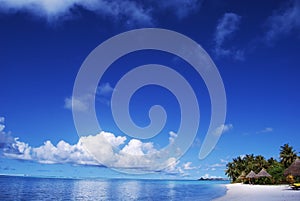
225;144;299;184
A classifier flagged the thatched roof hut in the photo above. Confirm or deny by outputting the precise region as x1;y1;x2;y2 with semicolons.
246;170;257;178
284;158;300;176
238;171;246;180
256;168;272;178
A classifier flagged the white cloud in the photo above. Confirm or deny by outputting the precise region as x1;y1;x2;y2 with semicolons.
0;124;5;132
97;82;115;106
201;173;221;179
182;161;196;170
212;124;233;138
97;83;114;96
2;130;184;174
0;118;14;150
0;0;200;24
256;127;273;134
0;0;153;25
0;117;5;124
64;83;115;110
210;163;225;168
168;131;178;145
214;13;243;60
64;95;91;112
265;0;300;42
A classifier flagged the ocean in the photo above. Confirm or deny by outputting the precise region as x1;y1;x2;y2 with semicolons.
0;175;227;200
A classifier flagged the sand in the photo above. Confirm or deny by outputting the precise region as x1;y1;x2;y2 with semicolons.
214;183;300;201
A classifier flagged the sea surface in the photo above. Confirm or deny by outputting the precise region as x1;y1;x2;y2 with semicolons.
0;175;228;201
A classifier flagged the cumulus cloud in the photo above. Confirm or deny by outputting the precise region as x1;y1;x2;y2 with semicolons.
0;117;14;150
265;0;300;42
0;0;201;25
214;13;243;60
2;130;184;174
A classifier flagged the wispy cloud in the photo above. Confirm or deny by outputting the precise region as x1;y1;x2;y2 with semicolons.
182;161;196;170
64;95;91;112
256;127;273;134
64;82;115;110
265;0;300;42
157;0;202;19
214;13;244;60
212;123;233;138
205;159;227;172
0;0;201;25
97;82;114;106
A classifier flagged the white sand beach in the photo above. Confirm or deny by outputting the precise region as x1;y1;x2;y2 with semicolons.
214;183;300;201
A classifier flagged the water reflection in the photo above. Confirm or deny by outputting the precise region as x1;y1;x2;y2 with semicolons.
167;181;176;199
72;179;110;200
0;176;227;201
115;180;141;200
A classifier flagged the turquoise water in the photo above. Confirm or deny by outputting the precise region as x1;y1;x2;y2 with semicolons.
0;175;227;200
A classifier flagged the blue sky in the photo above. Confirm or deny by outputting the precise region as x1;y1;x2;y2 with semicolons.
0;0;300;179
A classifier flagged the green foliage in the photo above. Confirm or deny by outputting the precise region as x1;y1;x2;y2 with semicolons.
225;144;298;184
280;144;297;168
267;162;285;184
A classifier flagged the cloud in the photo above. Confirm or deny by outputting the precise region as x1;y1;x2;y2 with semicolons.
0;118;14;150
97;82;114;106
0;0;152;25
214;13;243;60
0;117;4;124
64;82;115;110
97;83;114;96
168;131;178;145
201;173;221;179
182;161;196;170
256;127;273;134
212;124;233;138
206;159;227;171
0;0;201;25
157;0;202;19
265;0;300;42
2;130;184;174
64;95;91;112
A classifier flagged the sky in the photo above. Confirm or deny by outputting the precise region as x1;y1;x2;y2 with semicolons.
0;0;300;180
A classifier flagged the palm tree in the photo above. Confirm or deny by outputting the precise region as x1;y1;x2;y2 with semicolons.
254;155;267;171
267;157;278;167
280;144;297;168
225;162;240;182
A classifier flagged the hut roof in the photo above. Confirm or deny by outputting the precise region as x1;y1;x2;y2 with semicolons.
256;168;272;178
246;170;257;178
237;171;246;180
284;158;300;176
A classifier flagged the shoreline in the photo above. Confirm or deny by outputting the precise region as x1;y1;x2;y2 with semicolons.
214;183;300;201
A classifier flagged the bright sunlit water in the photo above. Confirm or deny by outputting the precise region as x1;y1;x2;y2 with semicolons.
0;175;227;200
